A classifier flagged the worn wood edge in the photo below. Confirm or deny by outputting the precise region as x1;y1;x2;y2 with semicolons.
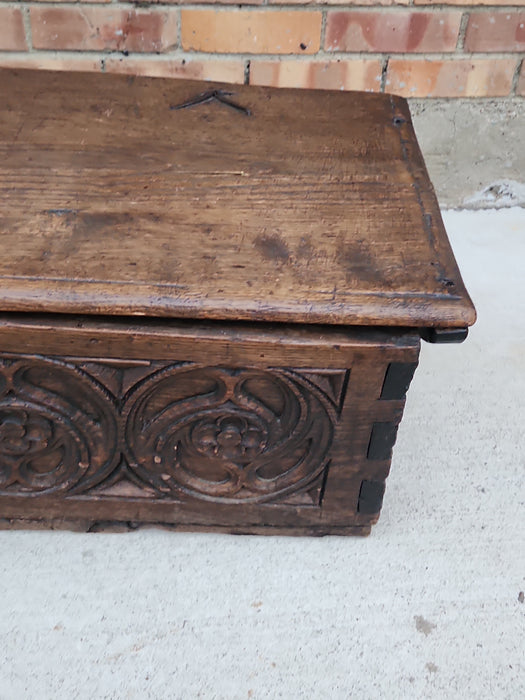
0;283;477;328
0;313;425;346
389;93;477;328
0;517;371;537
0;491;376;530
0;313;421;365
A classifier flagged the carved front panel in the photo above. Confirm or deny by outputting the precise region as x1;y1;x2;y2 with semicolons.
125;366;335;503
0;355;348;506
0;357;118;495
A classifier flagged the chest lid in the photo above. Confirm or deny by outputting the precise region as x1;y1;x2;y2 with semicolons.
0;69;475;329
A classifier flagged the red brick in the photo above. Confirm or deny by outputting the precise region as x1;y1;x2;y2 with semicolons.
140;0;263;4
30;7;178;52
104;56;245;84
250;59;382;91
0;8;27;51
386;58;516;98
269;0;409;4
181;10;322;54
0;55;101;73
325;10;461;53
31;0;111;3
465;12;525;52
416;0;524;4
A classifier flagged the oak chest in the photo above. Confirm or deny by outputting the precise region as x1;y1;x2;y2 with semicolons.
0;69;475;535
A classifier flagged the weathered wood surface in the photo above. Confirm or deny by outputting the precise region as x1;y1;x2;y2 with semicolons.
0;321;419;535
0;68;475;329
0;314;418;365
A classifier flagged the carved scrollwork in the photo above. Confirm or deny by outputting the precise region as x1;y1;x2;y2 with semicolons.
0;355;344;504
123;366;334;503
0;357;118;495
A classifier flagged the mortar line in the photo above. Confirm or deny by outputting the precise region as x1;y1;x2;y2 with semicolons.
21;5;33;53
176;7;181;51
320;8;327;54
511;56;524;95
1;49;525;62
380;57;389;93
15;2;525;10
456;12;470;52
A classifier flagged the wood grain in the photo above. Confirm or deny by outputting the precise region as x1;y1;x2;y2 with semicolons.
0;314;419;365
0;68;475;329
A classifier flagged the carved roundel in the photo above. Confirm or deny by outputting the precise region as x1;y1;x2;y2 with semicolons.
123;366;334;503
0;357;118;495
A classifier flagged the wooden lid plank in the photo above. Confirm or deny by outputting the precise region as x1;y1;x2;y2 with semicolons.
0;69;476;328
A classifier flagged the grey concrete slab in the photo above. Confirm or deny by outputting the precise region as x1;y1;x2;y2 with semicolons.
409;99;525;209
0;209;524;700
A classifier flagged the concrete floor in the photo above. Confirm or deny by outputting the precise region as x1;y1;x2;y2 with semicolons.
409;99;525;209
0;208;524;699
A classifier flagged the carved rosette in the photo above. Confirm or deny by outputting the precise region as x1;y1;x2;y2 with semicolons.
124;366;334;503
0;358;118;494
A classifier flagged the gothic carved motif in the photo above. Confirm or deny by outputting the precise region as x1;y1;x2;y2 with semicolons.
0;357;118;494
124;366;335;503
0;356;346;504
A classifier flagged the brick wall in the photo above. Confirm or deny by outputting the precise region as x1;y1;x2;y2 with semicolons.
0;2;524;97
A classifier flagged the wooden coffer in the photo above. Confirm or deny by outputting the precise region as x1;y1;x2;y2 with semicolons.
0;69;475;535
